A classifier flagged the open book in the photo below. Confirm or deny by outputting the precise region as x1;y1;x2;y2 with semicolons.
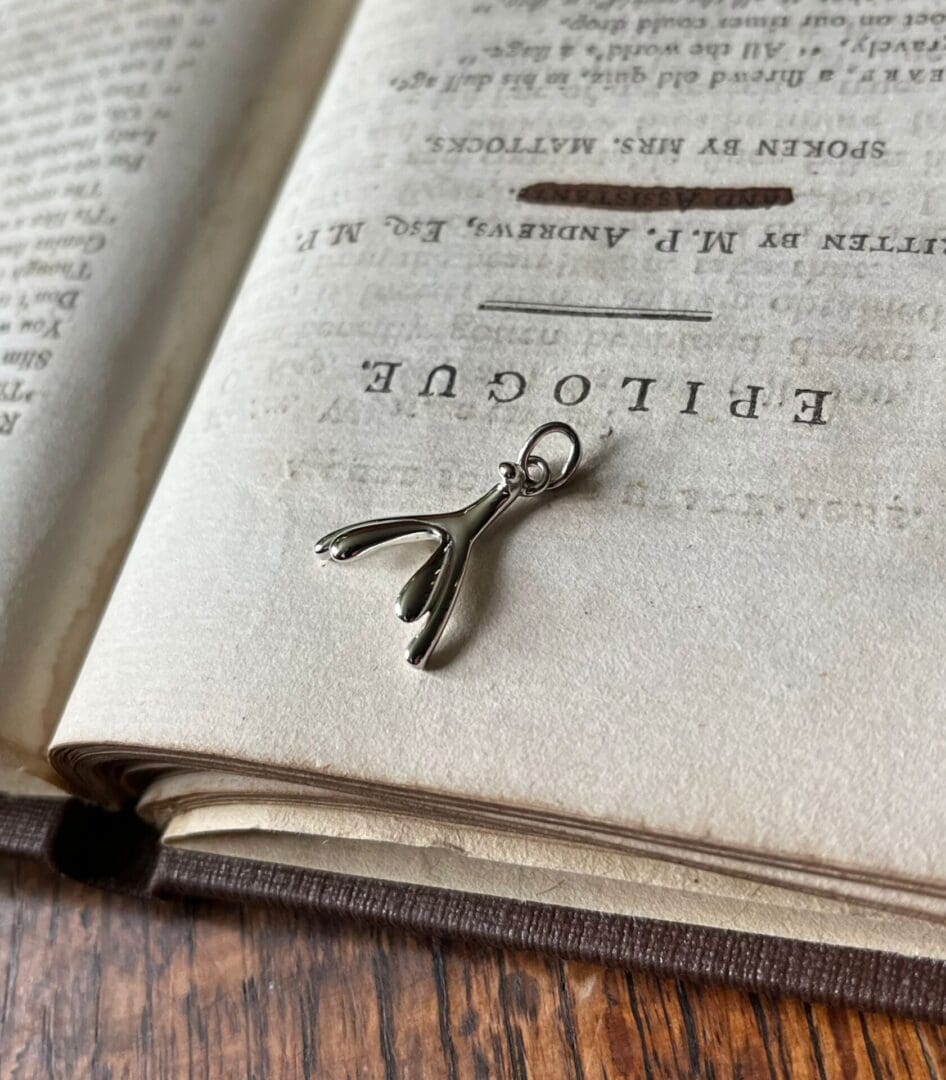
3;0;945;1017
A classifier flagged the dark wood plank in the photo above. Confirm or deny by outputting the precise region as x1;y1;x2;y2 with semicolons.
1;855;943;1079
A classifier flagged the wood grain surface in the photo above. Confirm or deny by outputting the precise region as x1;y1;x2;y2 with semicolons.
1;855;944;1079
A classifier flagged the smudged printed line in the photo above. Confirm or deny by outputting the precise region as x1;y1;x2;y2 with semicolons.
518;182;794;212
479;300;712;322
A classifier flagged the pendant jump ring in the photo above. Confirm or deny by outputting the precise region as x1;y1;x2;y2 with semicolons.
522;454;551;496
516;422;582;494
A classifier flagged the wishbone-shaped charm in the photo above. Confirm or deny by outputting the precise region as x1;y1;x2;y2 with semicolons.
315;422;582;669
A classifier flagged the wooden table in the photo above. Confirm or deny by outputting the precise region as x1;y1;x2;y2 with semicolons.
1;855;943;1078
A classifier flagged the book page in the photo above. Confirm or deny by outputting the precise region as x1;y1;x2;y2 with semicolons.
55;0;946;896
0;0;353;787
161;802;946;961
136;769;946;918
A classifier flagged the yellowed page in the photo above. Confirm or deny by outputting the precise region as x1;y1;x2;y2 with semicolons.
56;0;946;903
0;0;353;788
138;770;946;920
165;803;946;961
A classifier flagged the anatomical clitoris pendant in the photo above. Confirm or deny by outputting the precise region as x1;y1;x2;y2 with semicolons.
315;421;582;669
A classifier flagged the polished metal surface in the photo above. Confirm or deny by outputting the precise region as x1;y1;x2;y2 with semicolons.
315;422;582;668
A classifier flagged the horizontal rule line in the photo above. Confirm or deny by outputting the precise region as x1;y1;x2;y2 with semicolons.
478;300;713;322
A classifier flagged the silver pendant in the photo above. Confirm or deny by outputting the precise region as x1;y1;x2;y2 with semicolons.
316;422;582;669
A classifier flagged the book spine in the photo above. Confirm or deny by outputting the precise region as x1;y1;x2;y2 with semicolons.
0;795;161;897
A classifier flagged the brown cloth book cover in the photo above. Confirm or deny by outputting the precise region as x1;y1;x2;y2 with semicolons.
3;795;945;1025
